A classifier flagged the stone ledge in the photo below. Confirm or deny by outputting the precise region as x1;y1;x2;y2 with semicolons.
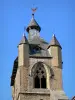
20;89;50;95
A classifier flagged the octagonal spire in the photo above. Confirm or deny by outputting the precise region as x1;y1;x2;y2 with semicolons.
19;33;28;45
26;14;41;32
48;34;62;49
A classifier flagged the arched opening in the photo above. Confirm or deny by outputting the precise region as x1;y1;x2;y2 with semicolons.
34;76;40;88
33;62;46;89
41;76;46;88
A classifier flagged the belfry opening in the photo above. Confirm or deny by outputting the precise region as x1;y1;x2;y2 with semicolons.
34;62;46;89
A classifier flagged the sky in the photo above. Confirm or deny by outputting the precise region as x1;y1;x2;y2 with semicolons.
1;0;75;99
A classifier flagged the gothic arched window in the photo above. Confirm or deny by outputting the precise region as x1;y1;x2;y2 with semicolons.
34;62;46;88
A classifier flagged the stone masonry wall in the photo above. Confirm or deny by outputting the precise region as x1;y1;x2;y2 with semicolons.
28;58;51;90
19;93;50;100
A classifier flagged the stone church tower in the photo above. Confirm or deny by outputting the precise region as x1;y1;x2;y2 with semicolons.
10;13;68;100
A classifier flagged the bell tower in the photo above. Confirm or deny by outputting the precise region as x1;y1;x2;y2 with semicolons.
10;11;69;100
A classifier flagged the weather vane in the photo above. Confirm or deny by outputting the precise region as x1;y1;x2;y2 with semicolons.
31;5;38;15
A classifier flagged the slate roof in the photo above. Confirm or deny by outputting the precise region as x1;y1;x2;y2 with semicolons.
26;15;41;32
29;36;51;58
29;49;51;58
29;36;41;45
11;57;18;86
48;34;62;49
28;36;48;49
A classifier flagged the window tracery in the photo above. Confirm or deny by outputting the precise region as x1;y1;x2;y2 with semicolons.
34;62;46;88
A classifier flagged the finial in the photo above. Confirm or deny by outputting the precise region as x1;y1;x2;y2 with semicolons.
53;34;55;37
23;26;26;37
23;33;25;37
32;13;34;18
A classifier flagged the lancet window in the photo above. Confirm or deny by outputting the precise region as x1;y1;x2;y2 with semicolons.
34;62;46;88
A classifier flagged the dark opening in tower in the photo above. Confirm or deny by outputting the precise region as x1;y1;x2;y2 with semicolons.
41;76;46;88
35;76;40;88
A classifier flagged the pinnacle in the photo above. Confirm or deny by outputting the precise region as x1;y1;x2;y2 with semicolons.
48;34;62;49
53;34;55;37
23;33;25;37
19;33;28;45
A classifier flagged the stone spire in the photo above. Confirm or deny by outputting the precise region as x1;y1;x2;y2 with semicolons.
48;34;62;49
26;13;41;32
19;33;28;45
